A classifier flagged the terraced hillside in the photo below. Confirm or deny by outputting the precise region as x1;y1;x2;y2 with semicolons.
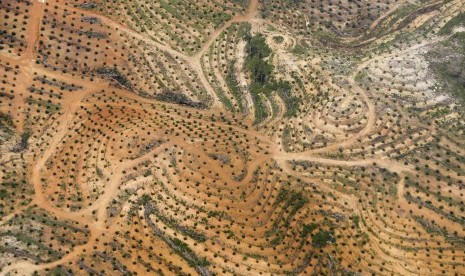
1;0;465;275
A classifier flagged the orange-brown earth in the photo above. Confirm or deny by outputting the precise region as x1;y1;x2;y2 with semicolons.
1;0;465;275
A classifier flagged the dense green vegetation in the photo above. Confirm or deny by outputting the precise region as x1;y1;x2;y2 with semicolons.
301;223;318;238
20;130;31;147
245;34;273;85
244;33;272;123
312;230;336;248
243;33;300;122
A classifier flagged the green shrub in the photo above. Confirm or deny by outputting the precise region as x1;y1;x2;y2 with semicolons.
312;230;336;248
301;223;318;238
243;33;300;122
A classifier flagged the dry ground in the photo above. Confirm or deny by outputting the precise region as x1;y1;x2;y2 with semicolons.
1;0;465;275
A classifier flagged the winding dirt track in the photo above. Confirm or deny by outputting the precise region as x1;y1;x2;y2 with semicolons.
4;0;45;132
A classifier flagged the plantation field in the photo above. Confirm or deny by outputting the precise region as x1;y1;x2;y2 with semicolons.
1;0;465;275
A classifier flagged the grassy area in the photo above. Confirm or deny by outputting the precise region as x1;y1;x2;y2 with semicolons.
439;13;465;35
273;35;284;44
172;237;210;267
387;3;417;27
0;112;13;127
226;62;246;113
276;81;300;117
355;70;368;83
312;31;341;47
291;40;310;55
428;32;465;103
274;188;308;217
0;112;14;135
